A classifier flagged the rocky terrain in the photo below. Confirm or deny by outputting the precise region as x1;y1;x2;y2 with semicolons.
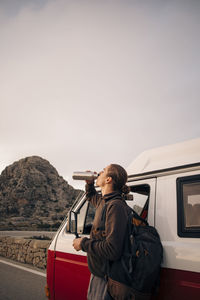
0;156;83;230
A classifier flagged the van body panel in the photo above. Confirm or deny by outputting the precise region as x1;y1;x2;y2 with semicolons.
51;227;87;256
127;138;200;176
156;171;200;273
54;251;90;300
156;268;200;300
47;250;55;300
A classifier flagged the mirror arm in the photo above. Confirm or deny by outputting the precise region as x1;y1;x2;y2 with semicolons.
69;210;80;238
74;213;80;238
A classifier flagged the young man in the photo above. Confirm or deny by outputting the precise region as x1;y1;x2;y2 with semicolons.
73;164;132;300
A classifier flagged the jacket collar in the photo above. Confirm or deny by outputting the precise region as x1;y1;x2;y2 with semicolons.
102;191;122;202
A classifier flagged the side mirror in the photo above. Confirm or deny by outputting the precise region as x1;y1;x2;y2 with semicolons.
69;210;79;238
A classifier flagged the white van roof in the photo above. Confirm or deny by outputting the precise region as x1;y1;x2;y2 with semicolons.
127;138;200;177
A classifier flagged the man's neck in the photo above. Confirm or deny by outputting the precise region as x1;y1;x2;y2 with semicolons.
101;185;114;196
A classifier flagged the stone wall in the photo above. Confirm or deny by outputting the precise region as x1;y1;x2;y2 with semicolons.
0;236;51;269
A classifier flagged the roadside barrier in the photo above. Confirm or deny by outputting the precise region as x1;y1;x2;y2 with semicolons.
0;236;51;269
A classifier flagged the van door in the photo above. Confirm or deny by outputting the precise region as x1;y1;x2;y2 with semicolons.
53;194;95;300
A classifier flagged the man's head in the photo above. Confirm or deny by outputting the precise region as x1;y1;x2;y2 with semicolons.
96;165;112;188
96;164;129;195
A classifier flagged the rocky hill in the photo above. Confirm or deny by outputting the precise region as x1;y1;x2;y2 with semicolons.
0;156;83;230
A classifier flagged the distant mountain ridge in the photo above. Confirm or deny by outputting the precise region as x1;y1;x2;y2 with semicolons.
0;156;83;230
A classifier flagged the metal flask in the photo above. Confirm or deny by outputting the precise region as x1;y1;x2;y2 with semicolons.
72;171;98;181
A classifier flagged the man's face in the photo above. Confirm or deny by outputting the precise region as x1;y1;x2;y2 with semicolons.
96;165;111;187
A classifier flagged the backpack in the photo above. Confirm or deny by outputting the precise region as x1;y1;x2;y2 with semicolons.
101;202;163;294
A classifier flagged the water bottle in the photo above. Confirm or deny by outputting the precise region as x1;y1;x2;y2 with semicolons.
72;171;98;181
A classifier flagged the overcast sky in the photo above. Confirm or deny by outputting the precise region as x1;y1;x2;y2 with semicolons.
0;0;200;189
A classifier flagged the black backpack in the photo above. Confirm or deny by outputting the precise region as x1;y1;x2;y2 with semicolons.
101;202;163;294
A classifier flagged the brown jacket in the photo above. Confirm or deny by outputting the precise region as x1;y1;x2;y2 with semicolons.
81;183;130;278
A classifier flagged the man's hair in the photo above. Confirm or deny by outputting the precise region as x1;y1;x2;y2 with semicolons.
107;164;130;194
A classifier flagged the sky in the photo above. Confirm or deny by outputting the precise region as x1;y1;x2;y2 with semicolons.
0;0;200;189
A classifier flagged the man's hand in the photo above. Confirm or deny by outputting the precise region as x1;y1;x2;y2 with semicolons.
73;237;84;251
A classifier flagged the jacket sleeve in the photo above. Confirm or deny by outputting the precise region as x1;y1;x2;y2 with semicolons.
85;183;102;208
81;202;128;261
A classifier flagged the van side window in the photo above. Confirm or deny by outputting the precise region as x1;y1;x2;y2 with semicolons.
177;175;200;238
127;184;150;220
77;201;88;234
76;202;96;235
84;203;96;234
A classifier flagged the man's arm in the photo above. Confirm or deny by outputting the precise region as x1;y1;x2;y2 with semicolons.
85;183;101;208
73;182;102;251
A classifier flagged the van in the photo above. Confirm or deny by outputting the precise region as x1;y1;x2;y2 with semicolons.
46;138;200;299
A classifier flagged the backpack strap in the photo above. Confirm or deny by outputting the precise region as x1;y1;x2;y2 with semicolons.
99;198;125;231
131;209;149;226
98;202;108;231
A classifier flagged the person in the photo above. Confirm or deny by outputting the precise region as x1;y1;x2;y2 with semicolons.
73;164;134;300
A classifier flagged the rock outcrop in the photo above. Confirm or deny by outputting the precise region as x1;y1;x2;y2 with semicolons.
0;156;83;230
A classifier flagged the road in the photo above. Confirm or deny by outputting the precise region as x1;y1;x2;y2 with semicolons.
0;257;47;300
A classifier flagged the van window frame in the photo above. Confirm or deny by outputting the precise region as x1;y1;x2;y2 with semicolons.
69;183;151;235
127;184;150;220
177;174;200;238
